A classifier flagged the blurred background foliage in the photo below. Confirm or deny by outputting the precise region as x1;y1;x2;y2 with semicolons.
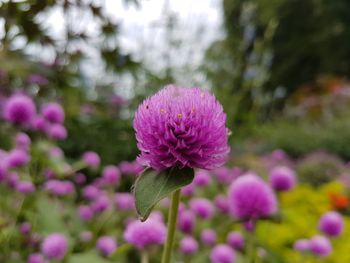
1;0;350;163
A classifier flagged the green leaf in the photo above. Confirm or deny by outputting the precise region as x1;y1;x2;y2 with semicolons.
134;167;194;221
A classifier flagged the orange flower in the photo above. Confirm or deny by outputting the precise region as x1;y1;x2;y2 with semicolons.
328;192;349;210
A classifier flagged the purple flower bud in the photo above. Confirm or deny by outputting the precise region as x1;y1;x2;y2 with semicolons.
15;132;31;150
20;222;31;236
4;94;36;125
17;181;35;194
6;172;19;189
309;235;332;257
82;151;100;168
226;232;244;250
318;211;344;237
269;166;296;192
194;169;211;187
27;253;46;263
189;198;215;219
83;185;101;200
179;236;198;255
96;236;117;257
41;233;68;260
41;102;65;124
114;193;135;211
91;195;110;213
102;165;120;185
201;229;217;246
178;210;196;234
78;205;94;221
49;147;64;158
74;173;86;185
210;244;236;263
47;124;67;140
6;149;30;168
214;195;230;214
124;217;166;249
181;183;195;197
293;239;310;252
228;174;277;221
79;231;93;242
213;167;233;184
31;116;47;132
44;180;75;196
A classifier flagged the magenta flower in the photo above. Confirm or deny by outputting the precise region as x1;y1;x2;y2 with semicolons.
102;165;121;185
15;132;31;150
189;198;215;219
96;236;117;257
47;124;67;140
193;169;212;187
309;235;332;257
82;151;100;168
201;229;217;246
269;166;296;192
133;85;230;171
228;174;277;221
17;181;35;194
41;233;68;260
114;193;135;211
4;94;36;125
177;210;196;234
214;195;230;215
318;211;344;237
210;244;236;263
226;231;244;250
6;149;30;168
78;205;94;221
179;236;198;255
293;239;310;252
27;253;46;263
41;102;65;124
124;217;166;249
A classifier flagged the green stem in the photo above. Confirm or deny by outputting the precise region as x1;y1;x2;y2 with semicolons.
141;250;149;263
247;231;255;263
161;189;181;263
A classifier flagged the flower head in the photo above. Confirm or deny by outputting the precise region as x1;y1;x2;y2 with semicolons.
82;151;100;168
114;193;135;211
124;217;166;249
102;165;121;185
4;94;36;125
41;233;68;260
41;102;65;124
210;244;236;263
226;231;244;250
318;211;344;237
189;198;215;219
269;166;296;192
177;210;196;234
96;236;117;257
134;85;230;170
228;174;277;221
293;239;310;252
179;236;198;255
201;229;217;246
309;235;332;257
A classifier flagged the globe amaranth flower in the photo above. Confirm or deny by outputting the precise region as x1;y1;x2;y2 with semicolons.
201;229;217;246
179;236;198;255
82;151;101;168
27;253;47;263
114;193;135;211
214;195;230;215
193;169;212;187
177;210;196;234
133;85;230;170
102;165;121;185
189;198;215;219
269;166;296;192
17;181;35;194
15;132;31;150
6;149;30;168
293;239;310;252
318;211;344;237
20;222;31;236
309;235;332;257
47;124;67;140
96;236;117;257
124;216;166;249
4;94;36;125
226;231;244;250
210;244;236;263
41;102;65;124
228;174;277;221
41;233;68;260
44;180;75;196
78;205;94;221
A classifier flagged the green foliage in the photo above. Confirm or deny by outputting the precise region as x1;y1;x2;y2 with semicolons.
134;167;194;221
296;152;344;187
